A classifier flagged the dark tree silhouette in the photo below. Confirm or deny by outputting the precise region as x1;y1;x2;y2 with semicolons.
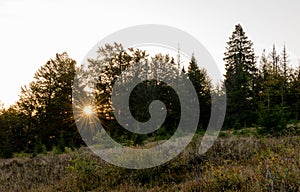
224;24;258;128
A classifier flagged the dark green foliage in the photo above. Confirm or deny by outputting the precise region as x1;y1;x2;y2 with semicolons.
1;36;282;158
28;52;79;150
0;106;28;157
85;44;213;145
0;126;13;158
222;24;300;135
257;45;296;135
187;54;211;131
2;25;300;158
288;63;300;120
258;105;288;136
153;126;170;141
87;44;188;144
68;154;101;191
33;142;47;156
224;24;258;128
0;52;82;157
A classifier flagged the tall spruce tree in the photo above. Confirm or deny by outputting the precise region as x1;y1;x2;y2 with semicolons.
224;24;258;128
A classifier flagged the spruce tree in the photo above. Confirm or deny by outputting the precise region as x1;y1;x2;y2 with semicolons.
187;54;211;130
281;44;289;79
290;63;300;120
224;24;258;128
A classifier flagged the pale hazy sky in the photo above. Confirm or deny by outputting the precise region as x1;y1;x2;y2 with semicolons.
1;0;300;108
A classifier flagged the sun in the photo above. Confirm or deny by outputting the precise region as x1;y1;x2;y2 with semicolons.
83;105;93;116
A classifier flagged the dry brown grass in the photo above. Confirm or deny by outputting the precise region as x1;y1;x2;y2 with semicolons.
0;136;299;191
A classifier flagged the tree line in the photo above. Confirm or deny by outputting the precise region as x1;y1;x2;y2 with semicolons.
0;44;211;158
224;24;300;135
1;24;300;158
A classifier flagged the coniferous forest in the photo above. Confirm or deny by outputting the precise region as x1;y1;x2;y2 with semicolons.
0;24;300;191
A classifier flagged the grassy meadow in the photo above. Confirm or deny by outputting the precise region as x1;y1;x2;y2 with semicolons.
0;130;299;192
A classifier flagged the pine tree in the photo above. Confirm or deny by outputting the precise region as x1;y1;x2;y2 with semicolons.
281;44;289;79
258;49;272;109
181;66;186;74
257;46;291;135
269;45;280;76
187;54;211;130
224;24;258;128
290;63;300;120
279;45;290;109
259;49;269;80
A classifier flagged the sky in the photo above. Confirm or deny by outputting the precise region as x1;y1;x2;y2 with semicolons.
0;0;300;108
